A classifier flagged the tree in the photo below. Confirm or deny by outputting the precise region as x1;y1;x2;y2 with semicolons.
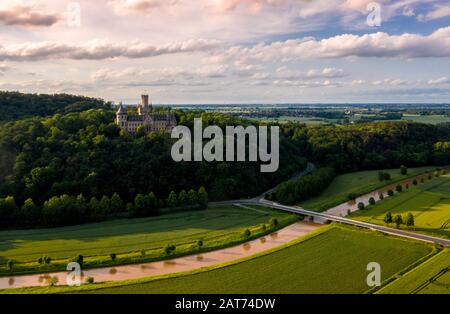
405;213;415;228
379;193;384;200
384;212;393;224
88;197;101;221
396;185;403;193
166;191;178;208
0;196;17;225
146;192;159;216
21;198;41;224
368;197;376;205
99;195;111;215
110;253;117;261
269;218;278;227
387;190;394;197
134;194;145;216
358;202;365;210
187;190;198;206
197;187;208;209
86;277;95;284
413;179;418;186
110;193;124;214
400;165;408;175
165;244;176;255
178;190;188;207
393;214;403;228
7;260;14;271
75;255;84;265
243;229;251;238
49;276;59;286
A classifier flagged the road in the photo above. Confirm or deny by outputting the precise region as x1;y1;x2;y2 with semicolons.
255;199;450;247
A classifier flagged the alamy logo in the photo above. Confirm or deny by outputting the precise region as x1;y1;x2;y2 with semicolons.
366;262;381;287
66;262;81;287
171;118;280;173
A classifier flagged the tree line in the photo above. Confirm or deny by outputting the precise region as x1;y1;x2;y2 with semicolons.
0;187;208;228
0;91;109;121
271;167;336;205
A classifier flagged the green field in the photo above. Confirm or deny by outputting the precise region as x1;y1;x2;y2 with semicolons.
69;226;432;294
0;205;295;274
380;250;450;294
402;114;450;125
300;166;436;211
350;175;450;238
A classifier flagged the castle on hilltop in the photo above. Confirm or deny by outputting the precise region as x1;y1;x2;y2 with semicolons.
115;95;177;134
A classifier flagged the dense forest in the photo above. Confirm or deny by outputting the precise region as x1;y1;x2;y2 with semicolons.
0;106;306;227
1;92;450;227
0;91;109;121
273;121;450;204
282;121;450;172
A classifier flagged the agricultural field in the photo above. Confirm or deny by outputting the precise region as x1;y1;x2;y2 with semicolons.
380;250;450;294
68;226;432;294
0;205;295;274
402;114;450;125
300;166;436;212
350;174;450;239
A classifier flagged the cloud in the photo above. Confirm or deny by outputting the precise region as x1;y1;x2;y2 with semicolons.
0;4;61;27
418;4;450;21
208;0;291;13
0;63;9;75
109;0;179;15
428;77;449;85
91;65;229;87
0;39;221;61
275;67;348;80
216;26;450;62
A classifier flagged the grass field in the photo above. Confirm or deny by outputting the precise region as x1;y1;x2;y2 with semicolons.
350;174;450;239
379;250;450;294
300;166;436;211
402;114;450;125
0;205;296;274
63;226;432;294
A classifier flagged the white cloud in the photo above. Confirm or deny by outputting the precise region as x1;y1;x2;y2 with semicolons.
216;26;450;62
109;0;180;15
0;3;61;27
428;77;449;85
418;4;450;21
0;39;221;61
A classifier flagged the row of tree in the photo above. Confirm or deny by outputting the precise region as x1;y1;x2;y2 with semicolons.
0;187;208;228
273;167;336;205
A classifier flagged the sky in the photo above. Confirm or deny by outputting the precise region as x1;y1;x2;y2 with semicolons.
0;0;450;104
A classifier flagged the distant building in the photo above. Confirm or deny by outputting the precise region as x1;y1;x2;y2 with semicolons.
115;95;177;134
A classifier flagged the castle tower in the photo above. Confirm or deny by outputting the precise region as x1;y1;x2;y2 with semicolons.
116;103;128;127
138;94;151;115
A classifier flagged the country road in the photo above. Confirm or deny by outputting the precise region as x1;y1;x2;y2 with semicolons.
255;199;450;247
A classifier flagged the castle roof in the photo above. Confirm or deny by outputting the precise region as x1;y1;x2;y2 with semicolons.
117;104;127;114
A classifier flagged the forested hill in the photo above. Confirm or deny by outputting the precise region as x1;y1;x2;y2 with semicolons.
0;91;109;121
0;109;305;206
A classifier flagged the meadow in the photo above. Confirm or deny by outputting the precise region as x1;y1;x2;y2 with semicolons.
0;205;296;275
379;250;450;294
402;114;450;125
350;174;450;239
63;226;433;294
300;166;436;211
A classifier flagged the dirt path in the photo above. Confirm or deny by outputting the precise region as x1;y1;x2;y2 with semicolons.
0;221;321;289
